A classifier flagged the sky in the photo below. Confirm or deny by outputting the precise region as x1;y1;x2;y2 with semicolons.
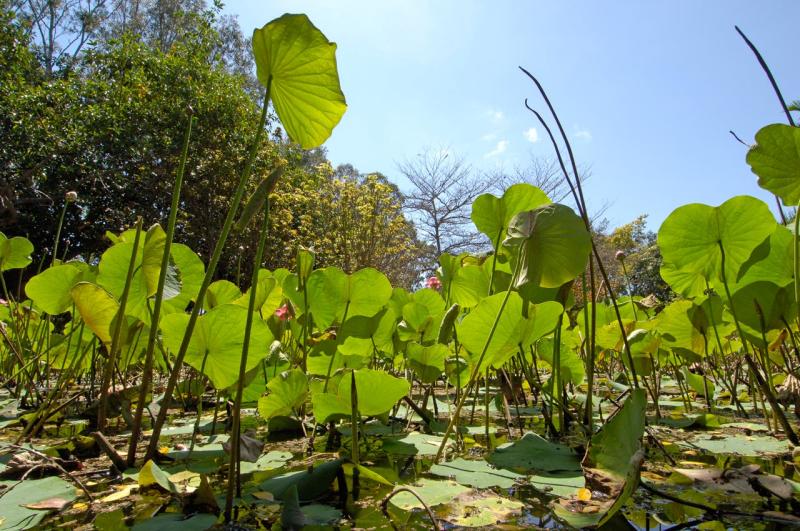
223;1;800;231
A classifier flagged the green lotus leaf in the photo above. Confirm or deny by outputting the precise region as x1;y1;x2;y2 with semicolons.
206;279;242;309
406;342;448;383
311;368;410;423
0;232;33;271
746;123;800;205
503;203;591;289
258;368;309;420
161;304;272;390
70;282;119;345
25;264;83;315
252;14;346;149
472;183;551;242
658;196;776;285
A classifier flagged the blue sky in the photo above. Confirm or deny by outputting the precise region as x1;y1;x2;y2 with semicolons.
224;1;799;231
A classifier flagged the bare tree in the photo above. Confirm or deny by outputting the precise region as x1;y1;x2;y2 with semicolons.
399;148;492;268
12;0;111;75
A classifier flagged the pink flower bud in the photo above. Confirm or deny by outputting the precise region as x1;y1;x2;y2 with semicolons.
65;191;78;203
275;304;291;321
426;276;442;290
615;250;625;261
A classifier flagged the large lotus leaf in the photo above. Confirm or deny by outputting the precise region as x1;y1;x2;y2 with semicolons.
303;267;392;330
746;123;800;205
70;282;119;345
554;388;647;528
737;225;793;287
429;458;523;489
25;264;82;315
206;280;242;308
656;300;705;353
660;260;709;298
0;232;33;271
161;244;204;314
503;204;591;289
536;338;586;386
141;224;180;299
729;281;795;347
388;478;470;511
235;269;278;313
96;240;200;324
658;196;776;285
347;267;393;317
472;183;551;242
312;368;410;423
258;368;309;420
682;368;715;398
457;291;527;371
252;14;346;149
0;476;78;531
519;301;564;348
406;342;448;384
450;264;490;308
161;304;271;390
489;432;581;474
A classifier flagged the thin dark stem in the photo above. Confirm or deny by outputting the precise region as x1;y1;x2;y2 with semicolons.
381;487;440;530
521;87;638;389
728;130;750;147
734;26;796;127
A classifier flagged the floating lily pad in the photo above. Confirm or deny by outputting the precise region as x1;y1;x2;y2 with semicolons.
131;513;218;530
529;470;586;497
388;478;470;511
382;431;453;456
0;476;78;531
446;492;525;527
489;432;580;473
429;458;523;488
239;450;293;475
686;433;792;456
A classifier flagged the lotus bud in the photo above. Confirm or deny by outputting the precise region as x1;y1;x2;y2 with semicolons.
615;250;625;261
65;191;78;203
239;245;245;252
426;276;442;290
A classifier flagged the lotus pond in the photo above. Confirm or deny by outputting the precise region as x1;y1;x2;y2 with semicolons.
1;10;800;531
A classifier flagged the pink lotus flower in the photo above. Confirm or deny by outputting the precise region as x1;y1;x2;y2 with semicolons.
426;276;442;290
275;304;291;321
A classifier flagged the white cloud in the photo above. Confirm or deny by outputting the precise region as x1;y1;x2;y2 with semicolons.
485;140;509;158
481;132;497;142
523;127;539;143
574;128;592;141
486;109;504;123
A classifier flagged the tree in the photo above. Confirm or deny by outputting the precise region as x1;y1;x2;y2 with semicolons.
582;215;672;303
1;11;279;271
399;148;491;269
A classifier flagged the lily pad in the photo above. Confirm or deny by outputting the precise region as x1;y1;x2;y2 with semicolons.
388;478;470;511
446;492;525;527
686;433;792;456
489;432;581;473
429;458;523;488
0;476;78;531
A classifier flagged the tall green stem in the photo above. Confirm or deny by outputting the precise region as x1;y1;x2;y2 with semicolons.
146;83;272;462
97;217;143;431
224;192;272;520
127;113;194;465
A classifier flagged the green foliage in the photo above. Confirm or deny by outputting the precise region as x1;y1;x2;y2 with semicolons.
252;14;347;149
747;123;800;205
